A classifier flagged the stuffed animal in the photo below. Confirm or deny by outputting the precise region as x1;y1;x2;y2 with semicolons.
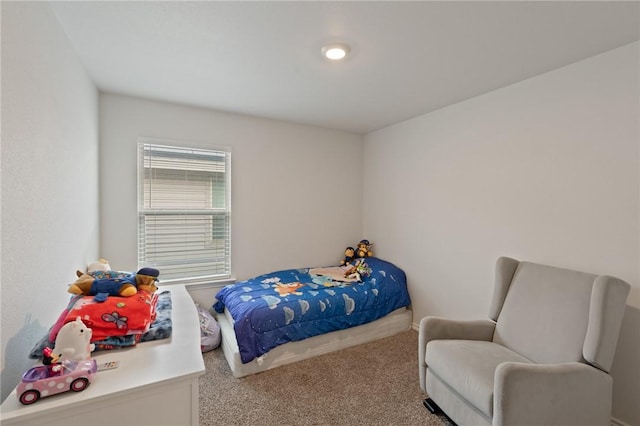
52;317;95;362
68;273;137;302
82;259;129;280
69;266;160;301
356;239;373;258
340;247;356;266
343;260;372;282
135;267;160;294
87;259;111;273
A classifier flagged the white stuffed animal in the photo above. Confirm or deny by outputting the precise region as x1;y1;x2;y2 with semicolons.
52;317;95;361
87;259;111;273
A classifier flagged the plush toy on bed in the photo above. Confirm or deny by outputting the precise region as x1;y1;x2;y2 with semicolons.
340;247;356;266
356;239;373;258
343;259;372;282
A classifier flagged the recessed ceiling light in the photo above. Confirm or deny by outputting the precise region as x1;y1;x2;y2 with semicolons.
321;43;350;61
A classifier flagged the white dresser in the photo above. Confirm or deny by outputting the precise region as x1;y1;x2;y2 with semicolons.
0;284;206;426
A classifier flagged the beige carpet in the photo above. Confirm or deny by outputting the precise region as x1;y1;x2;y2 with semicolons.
199;329;452;426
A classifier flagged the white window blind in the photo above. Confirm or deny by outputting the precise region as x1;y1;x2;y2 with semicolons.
138;141;231;283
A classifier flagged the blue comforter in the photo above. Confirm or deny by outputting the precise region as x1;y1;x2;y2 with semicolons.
213;257;411;364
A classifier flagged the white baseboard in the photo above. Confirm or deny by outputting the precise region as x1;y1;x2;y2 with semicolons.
611;416;631;426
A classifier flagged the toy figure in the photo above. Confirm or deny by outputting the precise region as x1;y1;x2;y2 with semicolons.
17;357;97;405
69;267;160;302
343;260;372;282
68;273;137;302
42;347;62;376
356;239;373;258
52;317;95;362
135;267;160;294
87;259;111;273
340;247;356;266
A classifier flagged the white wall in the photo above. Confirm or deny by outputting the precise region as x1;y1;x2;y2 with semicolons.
0;2;99;402
2;3;636;421
363;42;639;425
99;94;363;282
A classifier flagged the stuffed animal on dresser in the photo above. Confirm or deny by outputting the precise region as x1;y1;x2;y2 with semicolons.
52;317;95;362
135;267;160;294
68;273;138;302
87;259;111;273
68;264;160;302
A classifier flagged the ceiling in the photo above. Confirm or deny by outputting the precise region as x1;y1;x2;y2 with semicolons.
49;1;640;134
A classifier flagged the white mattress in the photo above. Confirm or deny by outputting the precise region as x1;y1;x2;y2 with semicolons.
216;307;412;378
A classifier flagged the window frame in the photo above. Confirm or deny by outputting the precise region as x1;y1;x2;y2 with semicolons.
137;138;232;284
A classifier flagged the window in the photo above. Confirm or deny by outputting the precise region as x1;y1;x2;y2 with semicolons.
138;140;231;283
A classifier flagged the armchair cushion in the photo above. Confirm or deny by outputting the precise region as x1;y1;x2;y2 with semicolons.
426;340;532;418
418;316;496;392
493;261;594;364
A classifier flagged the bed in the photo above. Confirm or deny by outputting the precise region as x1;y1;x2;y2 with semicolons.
213;257;412;377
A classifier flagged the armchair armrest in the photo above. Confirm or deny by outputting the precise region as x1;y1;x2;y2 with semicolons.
419;316;496;343
418;316;496;392
493;362;613;426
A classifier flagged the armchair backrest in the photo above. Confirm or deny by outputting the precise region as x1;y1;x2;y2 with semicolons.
489;257;630;372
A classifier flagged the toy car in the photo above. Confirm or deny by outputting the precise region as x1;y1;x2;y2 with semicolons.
17;359;97;405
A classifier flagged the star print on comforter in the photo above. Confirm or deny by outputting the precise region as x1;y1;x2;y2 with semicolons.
213;257;411;364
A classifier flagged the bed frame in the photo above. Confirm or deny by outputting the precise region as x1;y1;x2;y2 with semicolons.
216;307;412;378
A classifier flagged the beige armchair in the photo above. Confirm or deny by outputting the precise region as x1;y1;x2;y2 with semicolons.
419;257;630;426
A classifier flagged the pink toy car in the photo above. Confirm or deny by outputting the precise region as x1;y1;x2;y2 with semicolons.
17;359;97;405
